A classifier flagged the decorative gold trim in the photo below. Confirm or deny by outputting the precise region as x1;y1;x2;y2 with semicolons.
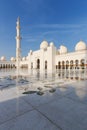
16;36;22;39
16;26;20;29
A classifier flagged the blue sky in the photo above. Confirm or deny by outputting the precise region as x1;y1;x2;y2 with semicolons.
1;0;87;59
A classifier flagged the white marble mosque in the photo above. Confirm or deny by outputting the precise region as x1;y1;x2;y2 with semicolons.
0;17;87;72
1;18;87;130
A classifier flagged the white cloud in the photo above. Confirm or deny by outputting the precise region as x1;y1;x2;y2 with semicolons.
31;24;83;29
26;38;37;42
22;23;87;44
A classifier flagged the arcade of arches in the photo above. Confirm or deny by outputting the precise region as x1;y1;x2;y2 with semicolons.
56;59;87;70
30;59;48;70
21;64;28;68
30;59;87;70
0;64;16;69
36;59;48;69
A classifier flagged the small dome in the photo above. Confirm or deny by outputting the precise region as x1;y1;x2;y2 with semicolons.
1;56;6;61
22;57;26;61
50;42;54;46
59;45;68;54
10;57;15;61
75;41;87;51
40;40;48;49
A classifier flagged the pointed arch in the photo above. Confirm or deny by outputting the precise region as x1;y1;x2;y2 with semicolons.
45;60;47;69
37;59;40;69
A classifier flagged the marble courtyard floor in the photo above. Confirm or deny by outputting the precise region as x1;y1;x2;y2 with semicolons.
0;70;87;130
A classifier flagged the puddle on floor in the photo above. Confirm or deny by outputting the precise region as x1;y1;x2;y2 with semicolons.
0;69;87;93
23;91;37;94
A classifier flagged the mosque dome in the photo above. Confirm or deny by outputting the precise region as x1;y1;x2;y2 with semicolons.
40;40;48;49
75;41;87;51
1;56;6;61
10;57;15;61
50;42;54;46
22;57;26;61
59;45;68;54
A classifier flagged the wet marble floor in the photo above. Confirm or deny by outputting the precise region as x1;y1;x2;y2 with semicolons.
0;69;87;130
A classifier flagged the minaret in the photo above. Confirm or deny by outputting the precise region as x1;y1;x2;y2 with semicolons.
16;17;21;69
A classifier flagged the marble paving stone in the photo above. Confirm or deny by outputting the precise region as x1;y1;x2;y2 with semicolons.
37;97;87;130
71;81;87;90
55;86;75;96
0;110;60;130
22;91;62;107
0;76;87;130
81;117;87;129
0;88;17;102
62;102;87;130
65;89;87;104
0;97;33;124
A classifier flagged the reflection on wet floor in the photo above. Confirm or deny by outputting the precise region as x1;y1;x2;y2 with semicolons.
0;69;87;94
37;91;44;96
23;91;37;94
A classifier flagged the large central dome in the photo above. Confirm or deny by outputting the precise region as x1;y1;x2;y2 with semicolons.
75;41;87;51
40;40;48;49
